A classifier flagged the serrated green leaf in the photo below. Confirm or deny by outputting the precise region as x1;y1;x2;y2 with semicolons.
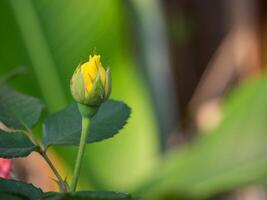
0;130;37;158
0;178;43;200
89;100;131;143
43;100;131;148
42;191;135;200
0;85;44;130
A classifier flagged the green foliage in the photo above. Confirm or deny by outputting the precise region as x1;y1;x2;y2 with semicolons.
43;100;131;148
0;178;43;200
43;191;135;200
0;178;134;200
0;83;132;198
0;0;159;191
89;100;131;143
0;130;37;158
2;0;267;198
140;77;267;199
0;85;43;130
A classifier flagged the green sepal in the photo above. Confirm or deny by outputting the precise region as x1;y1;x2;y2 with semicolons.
70;65;85;104
104;68;112;99
84;72;105;106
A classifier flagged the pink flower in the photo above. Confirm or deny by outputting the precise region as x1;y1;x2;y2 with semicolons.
0;158;11;179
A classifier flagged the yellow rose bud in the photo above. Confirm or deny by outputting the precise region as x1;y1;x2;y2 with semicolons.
70;55;111;106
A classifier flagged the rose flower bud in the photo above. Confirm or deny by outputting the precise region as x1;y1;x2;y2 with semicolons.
70;55;111;107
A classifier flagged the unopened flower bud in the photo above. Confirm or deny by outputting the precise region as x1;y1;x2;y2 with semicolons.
70;55;111;106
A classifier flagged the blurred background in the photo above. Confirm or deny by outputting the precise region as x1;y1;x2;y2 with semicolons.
1;0;267;199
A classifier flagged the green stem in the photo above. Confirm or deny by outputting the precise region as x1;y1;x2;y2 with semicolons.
70;117;91;192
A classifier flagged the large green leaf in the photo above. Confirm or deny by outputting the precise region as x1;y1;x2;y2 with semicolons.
0;85;44;130
0;178;43;199
43;191;135;200
43;100;131;148
140;77;267;199
0;130;37;158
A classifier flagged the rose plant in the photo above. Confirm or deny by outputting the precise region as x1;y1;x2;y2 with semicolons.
0;54;133;199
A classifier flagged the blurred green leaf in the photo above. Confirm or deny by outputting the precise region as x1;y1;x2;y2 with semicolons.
43;191;135;200
9;0;67;111
0;178;43;199
43;100;131;148
0;130;37;158
0;85;44;130
140;77;267;199
0;66;28;87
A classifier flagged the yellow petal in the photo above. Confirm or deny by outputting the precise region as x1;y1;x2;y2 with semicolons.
92;55;106;85
81;60;97;94
81;54;107;95
98;65;106;85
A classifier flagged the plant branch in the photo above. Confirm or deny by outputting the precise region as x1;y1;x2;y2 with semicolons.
40;150;69;193
23;128;68;192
